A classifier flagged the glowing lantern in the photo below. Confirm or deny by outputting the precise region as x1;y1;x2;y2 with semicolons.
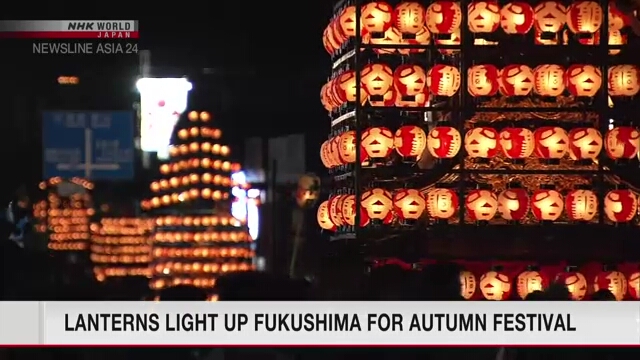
516;268;546;299
296;174;320;208
498;64;534;96
533;64;566;97
534;127;569;159
393;2;425;35
467;1;500;33
330;19;346;50
425;1;462;34
565;189;598;221
400;26;431;54
499;128;534;159
555;269;588;300
500;2;535;34
608;1;629;31
594;270;627;301
368;27;402;54
568;128;602;161
608;30;626;55
327;195;346;227
338;6;357;38
480;270;512;300
467;64;500;97
608;65;640;97
427;126;462;158
361;1;393;35
531;189;564;221
427;64;461;97
317;200;336;231
394;125;427;159
566;1;603;34
604;189;638;223
466;189;498;221
362;126;394;159
565;65;602;97
393;189;426;221
361;188;394;224
628;272;640;300
497;188;529;221
322;27;334;55
533;1;567;34
330;137;344;167
320;140;334;168
464;127;499;158
393;64;427;106
338;130;367;164
605;127;640;159
361;63;394;103
335;70;366;104
320;83;332;112
435;28;461;56
460;270;477;299
426;188;459;220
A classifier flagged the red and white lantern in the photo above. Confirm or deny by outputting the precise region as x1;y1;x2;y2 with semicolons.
531;189;564;221
361;126;395;160
337;130;367;164
604;189;638;223
427;126;462;158
605;126;640;160
480;270;512;300
467;1;500;33
565;189;598;221
460;271;477;299
608;30;626;55
394;125;427;159
330;137;343;166
498;64;534;96
499;128;535;159
393;64;427;100
393;188;427;221
338;6;357;38
361;1;393;35
608;65;640;97
467;64;500;97
464;127;500;158
533;64;565;97
320;140;334;168
361;63;395;106
466;189;498;221
425;1;462;34
608;1;630;31
497;188;529;221
317;200;336;231
516;269;547;299
367;27;403;54
568;128;602;161
393;2;425;35
628;271;640;300
361;188;394;224
534;127;569;159
340;194;368;227
565;65;602;97
566;1;603;34
427;64;461;97
426;188;459;220
500;2;535;34
400;26;432;54
555;270;588;300
533;1;567;34
327;195;346;227
594;270;627;301
435;28;461;55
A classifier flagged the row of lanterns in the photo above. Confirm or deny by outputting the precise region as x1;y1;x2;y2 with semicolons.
324;1;630;55
318;186;639;229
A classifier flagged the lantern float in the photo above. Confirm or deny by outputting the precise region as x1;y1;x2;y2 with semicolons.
500;2;535;34
361;63;395;106
317;200;336;231
426;188;459;220
497;188;529;221
531;189;564;221
361;126;395;160
608;1;629;31
516;268;546;299
460;270;477;300
464;127;500;158
565;64;602;97
467;1;500;33
467;64;500;97
394;125;427;160
568;128;602;161
466;189;498;221
604;189;638;223
628;271;640;300
498;64;535;96
565;189;598;221
499;128;535;159
360;1;393;36
425;1;462;35
393;2;425;36
393;64;428;107
594;269;627;301
427;126;462;158
604;126;640;160
427;64;461;97
361;188;394;224
533;1;567;35
566;1;603;36
608;65;640;97
534;127;569;159
393;189;427;221
480;269;512;300
555;269;588;300
533;64;566;97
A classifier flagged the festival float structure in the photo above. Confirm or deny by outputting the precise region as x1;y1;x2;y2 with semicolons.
141;111;255;298
320;0;640;299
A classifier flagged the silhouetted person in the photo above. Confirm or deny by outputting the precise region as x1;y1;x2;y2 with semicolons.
417;262;465;300
216;272;309;301
365;265;416;300
544;282;571;301
159;285;208;301
525;290;545;301
591;289;616;301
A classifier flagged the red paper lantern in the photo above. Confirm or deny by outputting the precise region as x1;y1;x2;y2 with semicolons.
604;126;640;159
609;1;631;31
337;130;368;164
568;128;602;161
516;269;547;299
608;30;627;55
464;127;500;158
498;64;534;96
338;6;357;38
362;126;395;159
555;270;588;300
534;126;569;159
393;2;425;35
500;2;535;34
320;140;333;168
329;136;343;166
480;270;512;300
399;26;431;54
565;65;602;97
427;64;461;97
361;1;393;35
566;1;603;34
435;28;461;55
361;63;395;106
367;27;402;54
604;189;638;223
628;271;640;300
393;189;427;221
466;189;498;221
327;195;346;227
531;189;564;221
594;270;627;301
499;128;535;159
467;1;500;33
322;27;335;55
317;200;336;231
608;65;640;97
426;188;459;220
393;64;427;106
361;188;394;224
335;71;367;105
340;194;368;227
497;188;529;221
565;189;598;221
467;64;500;97
425;1;462;34
394;125;427;158
427;126;462;158
533;1;567;34
533;64;565;97
460;270;477;299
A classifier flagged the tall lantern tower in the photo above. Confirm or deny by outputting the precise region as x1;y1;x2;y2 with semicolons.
142;111;255;298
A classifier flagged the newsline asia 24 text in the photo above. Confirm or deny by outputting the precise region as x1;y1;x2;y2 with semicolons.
32;41;138;55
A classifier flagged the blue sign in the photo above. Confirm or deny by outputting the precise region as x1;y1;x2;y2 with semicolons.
43;111;135;180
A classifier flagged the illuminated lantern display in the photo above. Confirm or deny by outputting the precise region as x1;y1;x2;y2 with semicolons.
361;126;394;160
555;269;588;300
340;195;356;226
500;2;535;34
426;188;459;220
317;200;336;231
534;127;569;159
499;128;535;159
565;189;598;221
533;1;567;34
480;270;512;300
604;189;638;223
568;128;602;161
608;1;629;31
435;28;461;55
330;137;344;167
338;6;357;38
328;195;346;227
361;188;394;224
467;64;500;97
394;125;427;159
516;268;546;299
466;189;498;221
338;130;367;164
533;64;565;97
460;270;477;299
604;126;640;159
296;174;321;208
427;64;461;97
393;189;427;221
608;65;640;97
531;189;564;221
393;2;425;35
565;65;602;97
360;1;393;35
361;63;395;106
320;140;334;168
497;188;529;221
467;1;500;33
393;64;428;107
498;65;534;96
400;26;431;54
368;27;402;54
335;70;366;105
628;272;640;300
425;1;462;34
566;1;603;35
327;21;342;52
594;269;627;301
427;126;462;158
608;30;626;55
464;127;500;159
